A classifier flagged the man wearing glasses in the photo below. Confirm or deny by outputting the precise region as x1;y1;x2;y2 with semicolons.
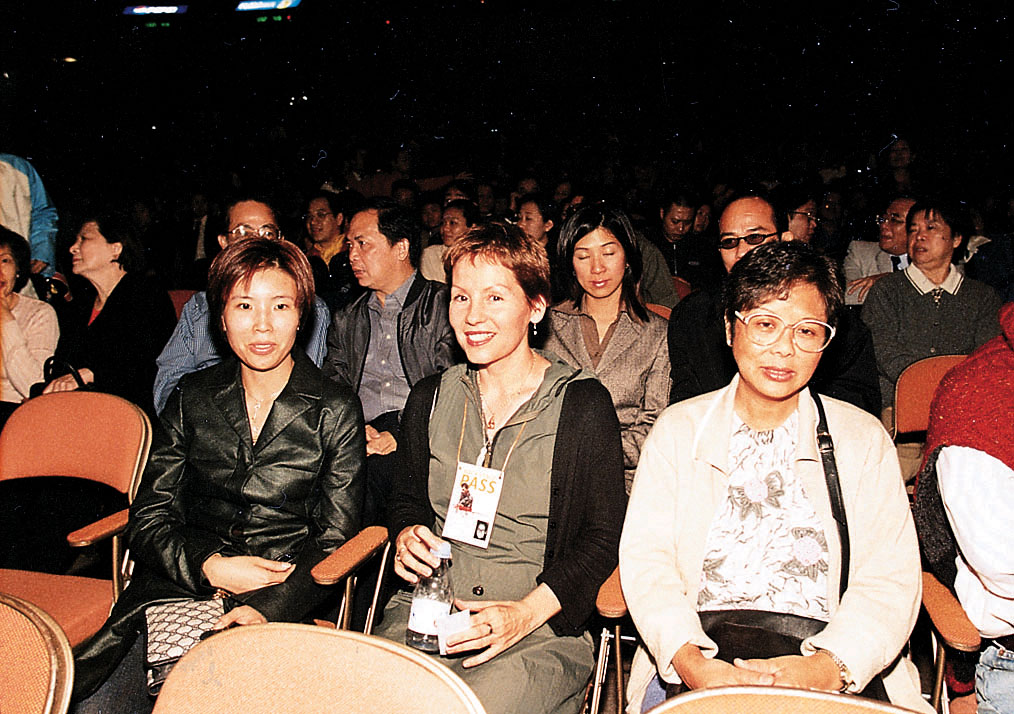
152;198;330;413
667;194;881;415
843;197;916;306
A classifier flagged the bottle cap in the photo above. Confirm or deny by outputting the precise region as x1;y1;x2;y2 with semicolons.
432;542;452;559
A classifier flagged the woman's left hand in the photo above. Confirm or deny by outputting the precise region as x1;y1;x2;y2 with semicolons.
449;584;562;668
212;605;267;630
733;653;843;692
447;598;540;667
42;368;95;394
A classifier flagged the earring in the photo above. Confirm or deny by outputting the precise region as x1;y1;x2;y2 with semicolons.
530;320;539;338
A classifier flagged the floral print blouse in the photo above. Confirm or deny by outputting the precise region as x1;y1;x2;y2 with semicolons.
697;411;830;620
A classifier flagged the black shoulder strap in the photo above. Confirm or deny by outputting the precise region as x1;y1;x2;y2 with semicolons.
812;393;849;600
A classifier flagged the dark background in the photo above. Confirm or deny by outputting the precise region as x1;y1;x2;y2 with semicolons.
1;1;1010;208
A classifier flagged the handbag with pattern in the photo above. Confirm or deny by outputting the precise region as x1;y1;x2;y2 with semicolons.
144;597;225;695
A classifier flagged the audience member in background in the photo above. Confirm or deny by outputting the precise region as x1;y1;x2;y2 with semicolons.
814;184;849;263
914;302;1014;714
390;178;420;208
420;198;480;282
42;209;175;417
692;202;712;237
0;227;58;426
651;186;723;291
772;182;820;245
545;205;670;493
378;222;624;714
515;192;557;250
668;193;881;415
476;180;497;218
444;178;477;205
862;197;1001;415
622;241;926;713
324;200;457;526
304;191;363;312
153;198;331;414
843;196;915;306
72;238;365;713
419;191;443;245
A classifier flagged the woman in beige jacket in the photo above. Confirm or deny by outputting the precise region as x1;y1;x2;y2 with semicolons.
545;204;670;493
619;242;927;713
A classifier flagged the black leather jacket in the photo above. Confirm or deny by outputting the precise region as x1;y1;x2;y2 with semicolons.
73;351;366;700
323;272;458;395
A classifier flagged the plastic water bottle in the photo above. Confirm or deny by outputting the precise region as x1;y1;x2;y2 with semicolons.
406;542;453;652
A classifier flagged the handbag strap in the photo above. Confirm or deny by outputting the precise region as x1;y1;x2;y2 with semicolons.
43;356;88;389
812;393;849;600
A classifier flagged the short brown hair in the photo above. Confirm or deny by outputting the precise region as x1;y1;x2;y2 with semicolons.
207;237;316;341
443;221;551;307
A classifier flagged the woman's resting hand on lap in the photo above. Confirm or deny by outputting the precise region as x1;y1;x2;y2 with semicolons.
212;605;267;630
449;583;562;668
201;553;294;594
733;652;843;692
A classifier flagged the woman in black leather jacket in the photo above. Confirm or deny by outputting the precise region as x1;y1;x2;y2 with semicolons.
73;238;366;712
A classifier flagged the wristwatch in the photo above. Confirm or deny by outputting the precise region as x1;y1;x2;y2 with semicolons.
816;648;853;692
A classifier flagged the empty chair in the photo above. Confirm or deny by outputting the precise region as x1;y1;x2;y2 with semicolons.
151;623;487;714
0;391;151;647
0;592;74;714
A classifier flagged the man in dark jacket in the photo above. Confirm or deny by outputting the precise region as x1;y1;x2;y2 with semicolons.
668;193;881;415
323;200;457;525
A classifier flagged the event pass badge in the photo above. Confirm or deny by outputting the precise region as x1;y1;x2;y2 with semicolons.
441;461;504;548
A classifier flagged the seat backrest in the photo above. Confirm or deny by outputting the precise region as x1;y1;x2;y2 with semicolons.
0;593;74;714
651;685;915;714
152;624;487;714
168;289;196;321
646;303;672;320
673;277;693;300
894;355;967;435
0;391;152;498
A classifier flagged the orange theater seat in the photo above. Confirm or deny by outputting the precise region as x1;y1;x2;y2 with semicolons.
0;392;151;648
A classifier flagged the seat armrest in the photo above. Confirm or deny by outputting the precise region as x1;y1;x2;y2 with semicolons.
596;567;627;619
67;509;129;547
922;571;981;652
311;526;389;586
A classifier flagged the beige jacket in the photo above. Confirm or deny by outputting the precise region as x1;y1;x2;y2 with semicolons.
619;378;929;713
544;301;670;493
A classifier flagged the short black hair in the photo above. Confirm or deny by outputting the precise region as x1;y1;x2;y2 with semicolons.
443;199;481;227
443;178;477;204
217;195;279;238
658;185;699;213
78;209;146;274
516;193;559;226
906;197;973;264
307;190;365;227
718;189;786;234
0;225;32;291
723;241;844;335
364;199;422;267
771;181;819;223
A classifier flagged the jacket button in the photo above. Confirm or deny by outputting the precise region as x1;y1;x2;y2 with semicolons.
549;520;558;529
546;549;555;559
472;585;484;596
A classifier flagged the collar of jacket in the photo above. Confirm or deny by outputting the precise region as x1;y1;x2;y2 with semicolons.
208;350;321;452
692;374;822;473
